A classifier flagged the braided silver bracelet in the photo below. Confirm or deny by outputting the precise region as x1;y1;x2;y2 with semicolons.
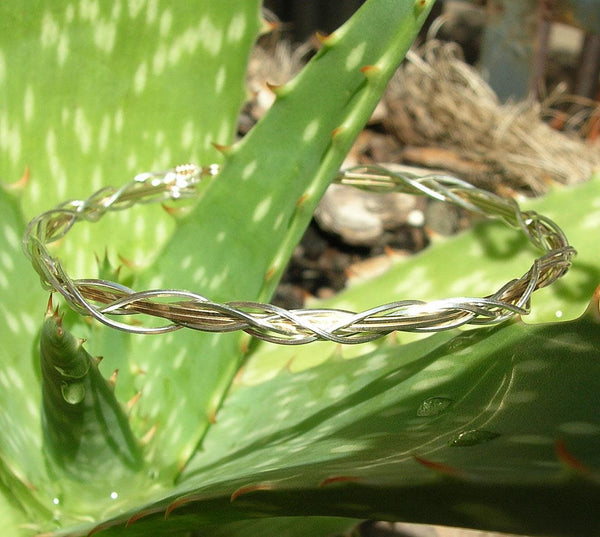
23;164;575;345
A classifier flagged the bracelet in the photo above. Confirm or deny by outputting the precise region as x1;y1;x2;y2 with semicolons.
23;164;575;345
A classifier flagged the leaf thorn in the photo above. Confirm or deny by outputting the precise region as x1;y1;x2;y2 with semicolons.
315;31;338;47
319;475;359;487
230;483;274;502
211;142;234;156
265;81;287;97
5;165;30;193
413;455;464;477
108;369;119;388
556;439;591;475
127;391;142;411
360;64;381;80
140;424;157;446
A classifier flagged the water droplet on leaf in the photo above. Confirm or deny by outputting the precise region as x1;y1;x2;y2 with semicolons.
417;397;453;417
61;382;85;404
449;429;500;447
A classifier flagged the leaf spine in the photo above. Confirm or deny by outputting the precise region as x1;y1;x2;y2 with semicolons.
211;142;234;156
230;483;274;502
360;64;381;80
5;165;30;193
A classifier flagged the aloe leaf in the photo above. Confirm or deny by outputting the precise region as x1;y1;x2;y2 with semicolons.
40;310;142;482
6;1;599;536
0;0;263;531
192;517;361;537
48;300;600;537
1;0;435;533
0;1;261;270
0;186;53;528
122;0;435;475
242;173;600;380
331;172;600;326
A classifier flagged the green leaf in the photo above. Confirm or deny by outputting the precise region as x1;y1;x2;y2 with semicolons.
242;173;600;381
50;305;600;537
0;0;263;532
0;187;53;528
0;1;261;271
40;312;142;482
124;0;435;476
7;1;599;537
192;517;361;537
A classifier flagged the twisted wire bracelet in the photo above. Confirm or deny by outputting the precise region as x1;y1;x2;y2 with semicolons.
23;164;575;345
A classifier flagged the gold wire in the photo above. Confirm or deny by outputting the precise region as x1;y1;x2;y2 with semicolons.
22;164;576;345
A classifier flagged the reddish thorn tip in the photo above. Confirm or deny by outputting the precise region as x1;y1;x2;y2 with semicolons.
165;495;200;519
45;295;54;317
319;475;359;487
556;439;591;474
296;193;309;207
127;391;142;411
141;424;157;446
6;165;30;192
117;254;136;269
413;455;463;477
265;81;284;95
331;126;345;140
211;142;233;155
315;31;332;45
161;203;185;216
126;506;163;527
108;369;119;386
360;64;380;77
265;266;276;282
230;483;273;502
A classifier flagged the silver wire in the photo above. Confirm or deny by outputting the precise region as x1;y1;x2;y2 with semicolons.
23;164;576;344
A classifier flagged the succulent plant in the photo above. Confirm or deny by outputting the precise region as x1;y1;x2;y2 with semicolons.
1;1;599;536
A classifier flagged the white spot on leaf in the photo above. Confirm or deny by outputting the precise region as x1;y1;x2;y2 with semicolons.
1;250;14;272
41;11;59;47
24;86;35;122
181;255;192;270
133;61;148;94
94;20;117;54
152;45;167;75
80;0;100;21
253;197;272;222
146;0;158;24
181;120;194;149
215;66;226;93
199;15;222;56
227;12;246;42
346;42;366;71
302;119;320;142
114;108;124;133
242;160;257;181
74;108;92;153
559;422;600;435
159;9;172;36
0;50;5;84
65;4;75;22
128;0;145;18
98;115;111;151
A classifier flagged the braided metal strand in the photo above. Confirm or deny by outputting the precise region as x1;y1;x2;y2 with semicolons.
23;164;575;344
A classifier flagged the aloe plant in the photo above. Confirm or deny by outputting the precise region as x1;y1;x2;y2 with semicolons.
1;1;599;536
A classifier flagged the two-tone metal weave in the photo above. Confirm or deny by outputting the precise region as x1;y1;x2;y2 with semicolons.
23;164;575;344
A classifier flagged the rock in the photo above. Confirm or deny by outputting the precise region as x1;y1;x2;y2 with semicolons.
315;183;424;247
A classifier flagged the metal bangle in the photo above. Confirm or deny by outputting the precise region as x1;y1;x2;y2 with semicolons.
23;164;575;345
